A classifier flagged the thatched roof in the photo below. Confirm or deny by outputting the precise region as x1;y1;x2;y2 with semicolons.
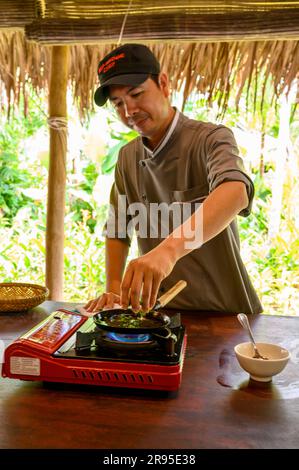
2;1;299;31
1;1;299;117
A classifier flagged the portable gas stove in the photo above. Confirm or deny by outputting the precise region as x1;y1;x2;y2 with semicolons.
2;309;187;391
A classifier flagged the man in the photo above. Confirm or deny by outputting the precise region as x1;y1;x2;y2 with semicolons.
85;43;262;315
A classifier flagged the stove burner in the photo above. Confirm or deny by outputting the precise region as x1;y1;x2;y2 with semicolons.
74;312;182;358
106;332;151;343
100;330;156;351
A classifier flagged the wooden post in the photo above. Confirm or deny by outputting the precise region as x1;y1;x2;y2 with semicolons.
46;45;69;300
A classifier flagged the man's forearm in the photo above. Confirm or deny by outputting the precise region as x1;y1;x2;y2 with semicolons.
159;181;249;262
105;237;129;294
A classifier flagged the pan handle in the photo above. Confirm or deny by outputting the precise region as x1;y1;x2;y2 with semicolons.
154;280;187;309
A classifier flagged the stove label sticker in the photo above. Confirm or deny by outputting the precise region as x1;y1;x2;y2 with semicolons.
10;356;41;376
27;313;83;349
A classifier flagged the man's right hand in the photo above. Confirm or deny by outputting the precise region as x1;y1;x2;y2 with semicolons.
84;292;121;314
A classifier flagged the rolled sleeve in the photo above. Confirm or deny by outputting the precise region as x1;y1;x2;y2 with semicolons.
206;126;254;217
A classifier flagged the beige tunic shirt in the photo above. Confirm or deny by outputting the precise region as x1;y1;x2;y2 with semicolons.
106;110;263;314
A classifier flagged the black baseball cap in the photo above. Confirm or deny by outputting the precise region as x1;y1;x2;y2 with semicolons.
94;43;160;106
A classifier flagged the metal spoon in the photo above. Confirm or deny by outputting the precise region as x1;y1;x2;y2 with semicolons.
237;313;268;360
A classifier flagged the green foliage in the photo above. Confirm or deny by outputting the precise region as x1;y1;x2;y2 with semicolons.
63;216;106;301
80;161;99;194
0;125;31;221
238;172;299;315
101;128;138;174
0;90;47;223
67;160;99;233
0;206;46;283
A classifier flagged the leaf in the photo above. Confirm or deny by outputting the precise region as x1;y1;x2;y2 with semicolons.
101;141;124;175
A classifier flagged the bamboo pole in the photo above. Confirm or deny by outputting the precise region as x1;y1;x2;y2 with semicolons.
46;45;69;300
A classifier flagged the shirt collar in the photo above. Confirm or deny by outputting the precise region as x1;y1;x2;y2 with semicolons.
142;107;180;158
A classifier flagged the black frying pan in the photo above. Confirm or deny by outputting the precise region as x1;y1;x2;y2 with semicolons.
93;280;187;334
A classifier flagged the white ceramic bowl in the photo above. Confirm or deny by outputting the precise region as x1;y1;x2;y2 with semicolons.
234;342;290;382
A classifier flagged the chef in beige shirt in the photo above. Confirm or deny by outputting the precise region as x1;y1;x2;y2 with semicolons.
85;43;262;315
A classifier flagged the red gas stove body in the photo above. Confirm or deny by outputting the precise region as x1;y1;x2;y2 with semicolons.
2;309;187;392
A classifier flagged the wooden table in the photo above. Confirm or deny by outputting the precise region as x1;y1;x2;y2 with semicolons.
1;301;299;450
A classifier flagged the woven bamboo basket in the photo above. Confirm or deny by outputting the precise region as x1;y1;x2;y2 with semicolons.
0;282;49;312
